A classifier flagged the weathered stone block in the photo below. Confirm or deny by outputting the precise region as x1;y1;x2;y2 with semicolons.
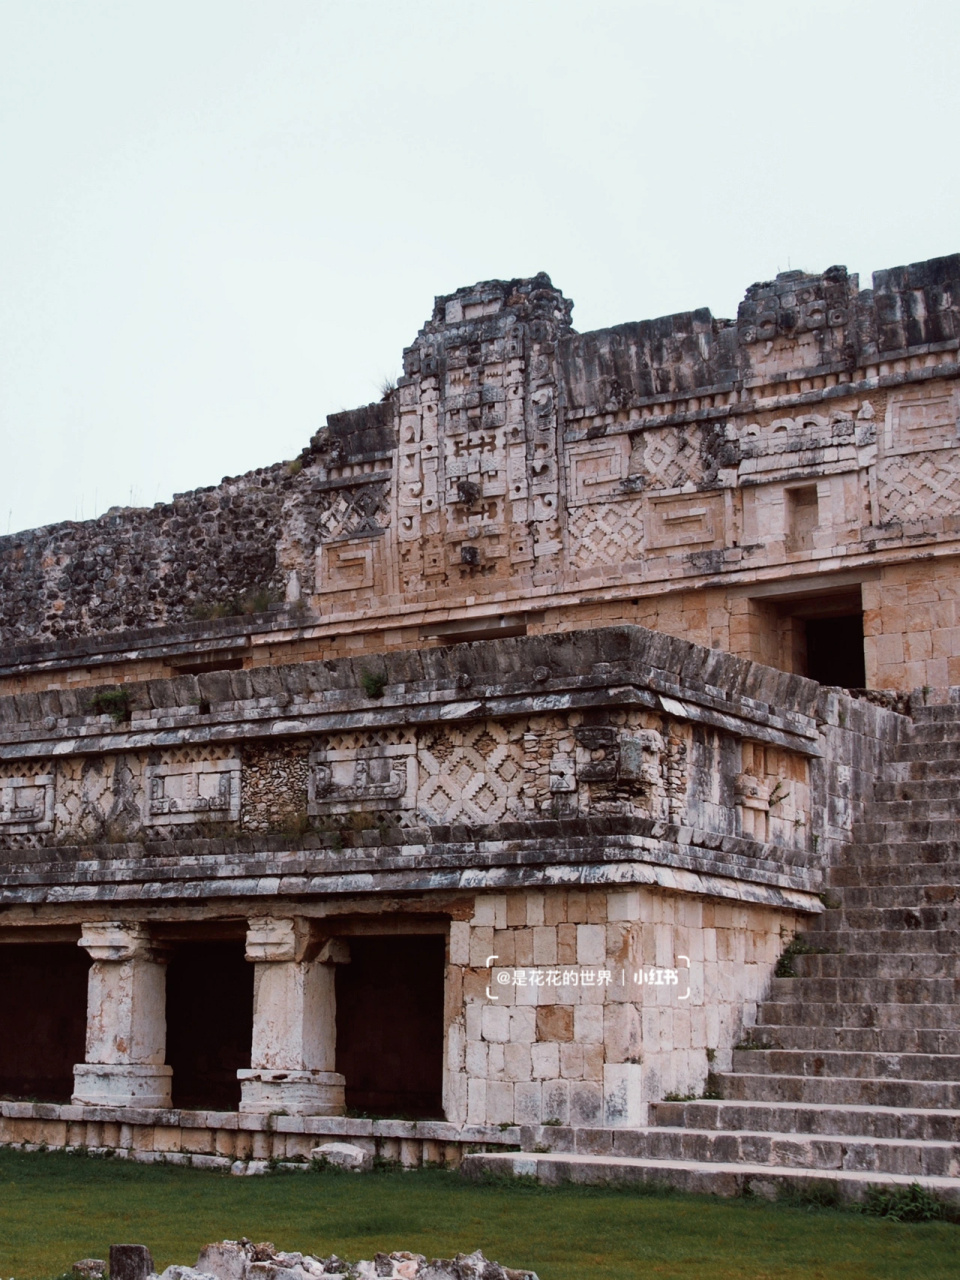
109;1245;154;1280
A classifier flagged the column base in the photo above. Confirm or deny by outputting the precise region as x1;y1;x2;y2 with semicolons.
237;1069;346;1116
72;1063;173;1108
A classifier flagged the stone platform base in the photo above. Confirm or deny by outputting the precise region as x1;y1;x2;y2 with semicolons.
237;1069;345;1117
72;1064;173;1109
0;1100;518;1168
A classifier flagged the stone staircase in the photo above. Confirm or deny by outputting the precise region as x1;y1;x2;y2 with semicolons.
462;701;960;1204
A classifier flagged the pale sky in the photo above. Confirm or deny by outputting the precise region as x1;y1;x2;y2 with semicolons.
1;0;958;536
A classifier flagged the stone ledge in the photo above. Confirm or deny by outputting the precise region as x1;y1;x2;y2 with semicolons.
0;1100;519;1145
0;626;827;745
0;825;825;908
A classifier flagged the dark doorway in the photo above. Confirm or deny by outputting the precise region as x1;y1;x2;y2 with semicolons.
336;934;445;1119
166;942;253;1111
754;585;867;688
805;614;866;688
0;944;90;1102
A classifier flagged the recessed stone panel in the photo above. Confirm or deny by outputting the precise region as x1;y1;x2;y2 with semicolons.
647;493;724;550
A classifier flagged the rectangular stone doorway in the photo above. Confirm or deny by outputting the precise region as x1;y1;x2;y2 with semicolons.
0;943;89;1102
752;584;866;688
165;941;253;1111
335;934;445;1120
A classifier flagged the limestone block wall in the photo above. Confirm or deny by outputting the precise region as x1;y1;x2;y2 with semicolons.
863;557;960;690
444;886;801;1128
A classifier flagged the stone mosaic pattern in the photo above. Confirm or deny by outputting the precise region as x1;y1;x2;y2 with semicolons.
0;709;813;852
0;256;958;662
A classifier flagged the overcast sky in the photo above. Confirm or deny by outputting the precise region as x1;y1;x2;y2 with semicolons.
1;0;958;536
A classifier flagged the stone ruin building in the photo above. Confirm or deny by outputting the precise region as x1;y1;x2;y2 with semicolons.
0;256;958;1203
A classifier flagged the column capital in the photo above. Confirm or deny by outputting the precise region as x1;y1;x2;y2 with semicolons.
78;921;158;963
245;916;312;964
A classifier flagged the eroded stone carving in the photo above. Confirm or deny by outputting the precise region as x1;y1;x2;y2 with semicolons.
308;730;417;816
0;765;54;834
144;748;240;828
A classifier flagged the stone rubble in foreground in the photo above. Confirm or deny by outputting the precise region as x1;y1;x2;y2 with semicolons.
74;1243;537;1280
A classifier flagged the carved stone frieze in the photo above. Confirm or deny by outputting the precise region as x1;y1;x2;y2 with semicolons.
308;730;417;815
139;747;240;828
0;765;54;834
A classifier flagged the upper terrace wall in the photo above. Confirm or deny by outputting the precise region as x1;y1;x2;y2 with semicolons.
2;256;959;686
0;627;900;918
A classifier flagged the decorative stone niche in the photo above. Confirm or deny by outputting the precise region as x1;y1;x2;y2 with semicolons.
143;755;241;827
735;741;810;847
0;767;54;835
308;733;417;816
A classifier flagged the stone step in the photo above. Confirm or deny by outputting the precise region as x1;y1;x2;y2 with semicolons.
789;952;960;979
909;703;960;723
905;738;960;754
649;1098;960;1142
905;722;960;743
716;1071;960;1108
830;863;960;888
874;780;960;804
757;1001;960;1032
743;1024;960;1054
768;975;960;1003
890;755;960;777
836;884;958;909
845;829;960;854
815;904;960;931
460;1150;960;1203
515;1123;959;1178
893;744;960;765
800;927;960;955
731;1047;960;1082
863;798;960;820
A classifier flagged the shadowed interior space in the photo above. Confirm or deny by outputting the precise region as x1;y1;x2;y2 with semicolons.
757;585;867;688
165;941;253;1111
336;934;446;1119
804;613;867;689
0;943;89;1102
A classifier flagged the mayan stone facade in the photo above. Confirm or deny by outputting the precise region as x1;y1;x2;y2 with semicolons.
0;257;958;1200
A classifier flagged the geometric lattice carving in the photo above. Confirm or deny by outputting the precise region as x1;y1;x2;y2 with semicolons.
318;728;417;752
877;451;960;525
317;481;390;544
55;754;143;842
631;426;703;491
417;722;524;824
567;498;644;570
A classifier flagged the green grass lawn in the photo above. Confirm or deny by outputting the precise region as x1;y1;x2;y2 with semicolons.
0;1149;955;1280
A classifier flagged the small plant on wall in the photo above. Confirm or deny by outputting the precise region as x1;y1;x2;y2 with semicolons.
360;670;387;699
88;688;131;724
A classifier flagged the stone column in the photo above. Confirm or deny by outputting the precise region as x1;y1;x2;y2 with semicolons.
237;917;346;1116
72;922;172;1107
